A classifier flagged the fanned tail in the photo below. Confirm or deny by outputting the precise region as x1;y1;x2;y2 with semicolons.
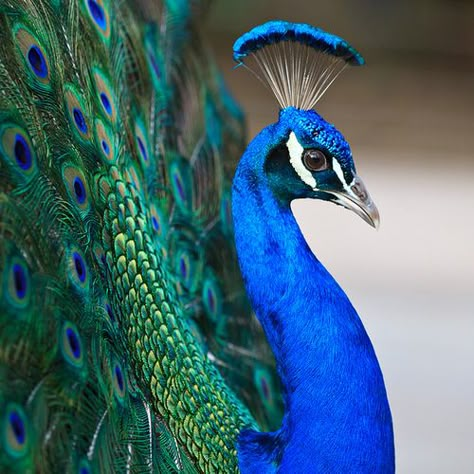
0;0;281;472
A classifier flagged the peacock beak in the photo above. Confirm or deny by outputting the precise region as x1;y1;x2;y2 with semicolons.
328;175;380;229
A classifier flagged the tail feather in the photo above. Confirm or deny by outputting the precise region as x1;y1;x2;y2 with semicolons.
0;0;282;471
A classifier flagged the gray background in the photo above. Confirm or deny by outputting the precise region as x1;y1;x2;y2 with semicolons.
207;1;474;472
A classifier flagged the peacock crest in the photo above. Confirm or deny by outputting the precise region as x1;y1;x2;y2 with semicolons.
233;21;364;110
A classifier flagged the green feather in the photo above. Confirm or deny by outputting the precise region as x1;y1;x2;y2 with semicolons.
0;0;283;471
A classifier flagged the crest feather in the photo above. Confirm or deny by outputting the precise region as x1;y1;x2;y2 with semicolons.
233;20;365;110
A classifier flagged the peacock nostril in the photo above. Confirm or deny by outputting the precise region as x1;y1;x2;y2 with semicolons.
351;181;368;201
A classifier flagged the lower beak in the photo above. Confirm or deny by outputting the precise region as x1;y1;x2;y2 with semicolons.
328;175;380;229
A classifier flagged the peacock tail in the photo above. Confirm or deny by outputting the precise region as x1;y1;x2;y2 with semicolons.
0;0;282;472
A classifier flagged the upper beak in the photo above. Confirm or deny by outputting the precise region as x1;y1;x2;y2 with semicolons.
328;175;380;229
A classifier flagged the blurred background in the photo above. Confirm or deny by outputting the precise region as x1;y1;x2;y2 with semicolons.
206;1;474;472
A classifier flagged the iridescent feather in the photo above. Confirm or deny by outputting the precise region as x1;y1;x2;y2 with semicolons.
0;0;281;472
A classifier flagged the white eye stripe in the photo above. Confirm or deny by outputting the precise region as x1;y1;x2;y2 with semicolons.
286;132;316;189
332;156;359;195
332;157;347;187
286;133;356;194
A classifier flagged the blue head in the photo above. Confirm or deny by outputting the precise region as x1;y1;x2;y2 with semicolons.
258;106;378;226
234;21;378;226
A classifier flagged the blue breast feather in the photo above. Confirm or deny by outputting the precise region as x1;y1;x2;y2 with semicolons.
232;115;395;472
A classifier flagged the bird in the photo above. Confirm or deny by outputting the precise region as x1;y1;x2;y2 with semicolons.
0;0;394;472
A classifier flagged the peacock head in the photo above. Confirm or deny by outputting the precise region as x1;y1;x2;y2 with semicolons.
234;21;379;228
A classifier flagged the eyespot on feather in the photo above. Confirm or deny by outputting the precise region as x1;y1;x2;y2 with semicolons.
144;28;166;91
84;0;111;40
169;157;192;212
78;459;92;474
134;122;151;167
3;404;29;458
202;270;222;321
149;204;167;238
14;26;51;87
174;250;196;290
112;361;127;402
0;125;37;176
67;247;89;289
60;321;85;368
92;68;118;123
73;252;87;283
94;119;115;163
64;85;91;140
63;166;91;211
4;258;31;309
253;366;277;414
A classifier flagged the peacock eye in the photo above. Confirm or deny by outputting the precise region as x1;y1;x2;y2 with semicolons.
302;149;329;172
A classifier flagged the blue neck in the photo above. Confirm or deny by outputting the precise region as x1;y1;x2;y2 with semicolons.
233;125;394;472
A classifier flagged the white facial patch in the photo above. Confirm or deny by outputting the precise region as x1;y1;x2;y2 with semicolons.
332;157;350;190
332;157;359;198
286;132;316;189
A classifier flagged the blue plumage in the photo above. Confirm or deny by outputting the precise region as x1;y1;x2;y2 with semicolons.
232;22;391;470
280;107;355;171
233;20;365;66
233;109;394;472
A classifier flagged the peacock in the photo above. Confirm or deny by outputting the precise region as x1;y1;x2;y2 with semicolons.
0;0;395;472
